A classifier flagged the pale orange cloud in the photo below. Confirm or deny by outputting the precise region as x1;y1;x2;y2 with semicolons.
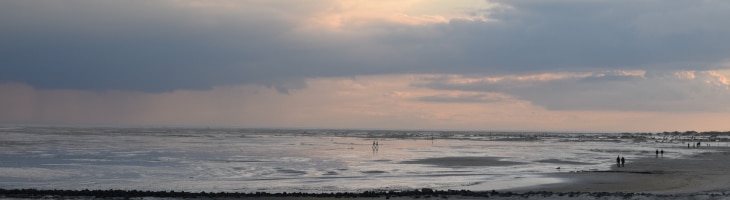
299;0;496;31
3;73;730;132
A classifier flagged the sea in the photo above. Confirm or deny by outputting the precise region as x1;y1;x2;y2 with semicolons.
0;126;720;193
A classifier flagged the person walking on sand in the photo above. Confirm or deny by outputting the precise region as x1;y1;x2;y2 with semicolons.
616;156;621;168
661;149;664;156
655;149;659;157
621;157;625;167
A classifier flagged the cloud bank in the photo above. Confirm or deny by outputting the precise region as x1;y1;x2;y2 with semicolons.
414;70;730;112
2;0;729;92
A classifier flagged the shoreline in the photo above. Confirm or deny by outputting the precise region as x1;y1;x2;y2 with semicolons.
5;127;730;199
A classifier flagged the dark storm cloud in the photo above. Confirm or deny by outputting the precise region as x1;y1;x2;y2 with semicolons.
434;0;730;73
0;1;330;92
1;0;729;92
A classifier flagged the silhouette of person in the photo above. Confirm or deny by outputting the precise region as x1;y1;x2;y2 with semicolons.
621;157;625;167
697;142;701;148
660;149;664;156
616;156;621;168
688;143;690;148
655;149;659;157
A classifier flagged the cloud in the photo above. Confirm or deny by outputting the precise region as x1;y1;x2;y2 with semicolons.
1;0;730;94
0;75;529;129
417;93;507;103
0;0;314;92
3;74;730;131
414;70;730;112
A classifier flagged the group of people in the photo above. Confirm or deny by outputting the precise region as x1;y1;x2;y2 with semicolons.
655;149;664;157
618;149;672;168
616;156;626;167
372;140;379;152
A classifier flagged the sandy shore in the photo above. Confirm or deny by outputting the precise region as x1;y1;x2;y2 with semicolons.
511;146;730;194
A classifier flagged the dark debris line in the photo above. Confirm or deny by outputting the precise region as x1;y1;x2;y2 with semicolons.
3;188;725;199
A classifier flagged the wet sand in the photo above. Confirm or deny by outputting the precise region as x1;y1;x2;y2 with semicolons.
511;147;730;194
400;156;525;167
7;149;730;199
251;147;730;199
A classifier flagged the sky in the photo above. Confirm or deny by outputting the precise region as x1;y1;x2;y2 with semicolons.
1;0;730;132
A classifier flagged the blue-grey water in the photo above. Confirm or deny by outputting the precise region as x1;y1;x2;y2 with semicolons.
0;127;718;193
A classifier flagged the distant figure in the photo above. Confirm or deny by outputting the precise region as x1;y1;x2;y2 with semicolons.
616;156;621;168
621;157;625;167
688;143;690;148
660;149;664;156
697;142;701;148
655;149;659;157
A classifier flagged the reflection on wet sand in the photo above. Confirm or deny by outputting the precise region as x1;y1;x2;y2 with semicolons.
1;127;729;194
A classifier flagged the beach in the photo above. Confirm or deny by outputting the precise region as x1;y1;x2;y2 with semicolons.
3;127;730;199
